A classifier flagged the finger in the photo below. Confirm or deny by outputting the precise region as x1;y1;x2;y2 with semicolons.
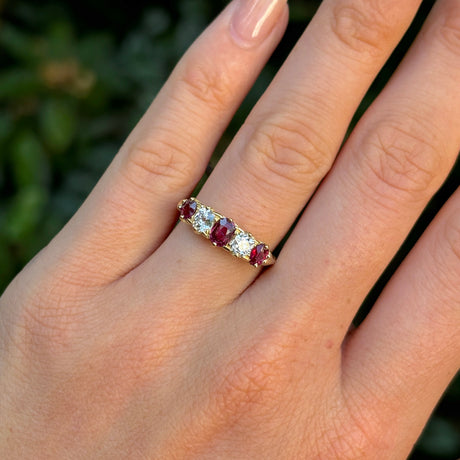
150;0;422;300
341;187;460;458
255;0;460;340
37;0;289;284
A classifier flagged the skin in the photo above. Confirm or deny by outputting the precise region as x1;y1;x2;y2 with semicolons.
0;0;459;458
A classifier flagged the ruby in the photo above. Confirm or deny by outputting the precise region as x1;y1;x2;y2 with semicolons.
209;218;236;247
179;199;197;219
249;244;269;266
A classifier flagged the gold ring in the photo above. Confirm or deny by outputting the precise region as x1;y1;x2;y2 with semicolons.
177;198;275;268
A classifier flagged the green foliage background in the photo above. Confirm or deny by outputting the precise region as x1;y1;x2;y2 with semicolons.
0;0;458;457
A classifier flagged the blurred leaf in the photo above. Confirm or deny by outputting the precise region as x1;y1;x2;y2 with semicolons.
0;238;15;293
0;23;40;64
44;20;75;59
78;33;113;65
142;8;171;37
78;34;125;97
0;112;11;189
3;185;47;242
6;1;67;30
174;0;209;54
10;129;49;188
418;417;460;457
0;111;13;144
0;68;42;100
39;98;77;152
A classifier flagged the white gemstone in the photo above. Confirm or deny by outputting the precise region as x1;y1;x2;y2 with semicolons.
229;232;256;258
192;207;216;235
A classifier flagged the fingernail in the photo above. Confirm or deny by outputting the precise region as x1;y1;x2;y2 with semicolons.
231;0;287;46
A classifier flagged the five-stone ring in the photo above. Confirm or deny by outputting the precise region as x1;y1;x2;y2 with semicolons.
177;198;275;267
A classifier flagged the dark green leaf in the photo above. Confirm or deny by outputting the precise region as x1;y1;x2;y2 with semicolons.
0;68;42;100
3;185;47;242
39;98;77;153
10;129;49;188
0;23;40;64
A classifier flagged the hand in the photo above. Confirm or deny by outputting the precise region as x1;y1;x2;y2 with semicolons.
1;0;459;458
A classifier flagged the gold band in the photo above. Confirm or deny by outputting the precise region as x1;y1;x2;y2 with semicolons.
177;198;275;268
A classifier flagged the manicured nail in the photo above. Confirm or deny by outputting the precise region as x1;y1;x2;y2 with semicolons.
231;0;287;46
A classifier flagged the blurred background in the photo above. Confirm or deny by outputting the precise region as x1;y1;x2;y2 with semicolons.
0;0;458;457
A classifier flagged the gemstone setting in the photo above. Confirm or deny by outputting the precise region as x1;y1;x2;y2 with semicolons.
229;231;256;258
179;199;197;219
249;244;270;267
210;218;236;247
191;206;216;235
177;197;274;267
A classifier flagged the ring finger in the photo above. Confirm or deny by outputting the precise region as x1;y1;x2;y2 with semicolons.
149;0;422;300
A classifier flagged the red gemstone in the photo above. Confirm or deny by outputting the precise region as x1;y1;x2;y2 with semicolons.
180;199;197;219
209;218;236;247
249;244;269;266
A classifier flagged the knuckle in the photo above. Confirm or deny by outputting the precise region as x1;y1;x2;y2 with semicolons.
444;206;460;264
123;136;194;194
318;388;392;459
323;412;389;459
1;271;98;359
359;117;443;205
212;361;272;420
430;206;460;314
317;425;379;459
331;0;393;57
244;114;331;191
209;333;294;424
437;2;460;56
5;301;74;361
176;59;234;112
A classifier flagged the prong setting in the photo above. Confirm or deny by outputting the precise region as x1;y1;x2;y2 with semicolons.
177;197;275;267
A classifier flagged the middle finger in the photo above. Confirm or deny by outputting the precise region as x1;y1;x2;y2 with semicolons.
150;0;422;301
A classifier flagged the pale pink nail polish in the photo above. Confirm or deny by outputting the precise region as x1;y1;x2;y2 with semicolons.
231;0;287;46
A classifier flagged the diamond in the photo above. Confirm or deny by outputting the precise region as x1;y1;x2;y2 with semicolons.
179;199;197;219
192;206;216;235
229;232;256;258
249;244;270;266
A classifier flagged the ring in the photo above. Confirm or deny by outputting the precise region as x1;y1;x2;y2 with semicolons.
177;198;275;268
